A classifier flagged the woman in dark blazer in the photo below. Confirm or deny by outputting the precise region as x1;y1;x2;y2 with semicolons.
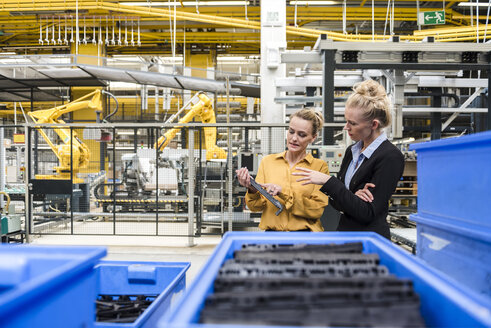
293;79;404;239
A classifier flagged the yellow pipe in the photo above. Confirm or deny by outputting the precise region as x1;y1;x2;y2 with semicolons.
0;110;18;115
451;14;491;20
415;25;476;34
415;27;489;38
0;0;485;45
101;2;261;28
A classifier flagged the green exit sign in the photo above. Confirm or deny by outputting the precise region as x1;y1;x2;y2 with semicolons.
419;11;445;25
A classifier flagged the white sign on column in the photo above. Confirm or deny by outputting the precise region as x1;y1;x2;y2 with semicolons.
261;0;286;154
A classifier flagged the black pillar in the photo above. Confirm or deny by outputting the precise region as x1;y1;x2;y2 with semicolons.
306;87;316;107
487;69;491;130
430;88;442;140
96;112;105;172
31;88;38;174
323;47;336;145
244;128;249;152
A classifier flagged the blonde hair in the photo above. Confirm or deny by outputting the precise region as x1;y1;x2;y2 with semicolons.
291;108;324;136
346;79;392;129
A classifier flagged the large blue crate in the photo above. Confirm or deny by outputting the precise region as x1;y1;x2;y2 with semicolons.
412;213;491;299
409;131;491;232
160;232;491;328
95;260;190;328
0;245;106;328
409;132;491;300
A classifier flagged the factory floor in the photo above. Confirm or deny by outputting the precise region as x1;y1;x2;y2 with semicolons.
29;233;223;283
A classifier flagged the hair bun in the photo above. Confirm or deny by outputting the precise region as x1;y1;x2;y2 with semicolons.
354;79;386;100
347;79;392;129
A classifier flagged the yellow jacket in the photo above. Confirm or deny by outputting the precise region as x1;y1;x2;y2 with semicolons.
245;151;330;231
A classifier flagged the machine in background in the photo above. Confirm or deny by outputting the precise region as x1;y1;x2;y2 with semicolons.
94;92;227;213
27;89;117;215
309;145;346;176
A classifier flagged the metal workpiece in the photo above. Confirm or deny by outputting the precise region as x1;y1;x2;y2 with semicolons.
249;177;283;216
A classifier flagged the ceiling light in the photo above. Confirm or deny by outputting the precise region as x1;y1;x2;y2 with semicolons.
161;56;183;62
218;56;246;61
116;130;137;135
290;1;339;5
458;2;491;7
0;58;32;64
121;1;250;6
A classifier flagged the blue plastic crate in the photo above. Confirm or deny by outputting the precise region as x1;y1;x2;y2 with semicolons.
160;232;491;328
95;261;190;328
409;131;491;233
0;245;106;328
409;132;491;301
412;213;491;299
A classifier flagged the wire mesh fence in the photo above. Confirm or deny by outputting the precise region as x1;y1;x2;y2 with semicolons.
0;125;27;242
23;122;289;237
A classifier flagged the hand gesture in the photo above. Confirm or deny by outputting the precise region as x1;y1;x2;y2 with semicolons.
261;183;282;196
292;167;330;185
355;183;375;202
235;167;256;192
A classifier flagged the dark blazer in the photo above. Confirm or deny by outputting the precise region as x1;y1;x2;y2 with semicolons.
320;139;404;239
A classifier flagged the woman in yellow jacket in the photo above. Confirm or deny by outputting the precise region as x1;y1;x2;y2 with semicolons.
236;108;330;232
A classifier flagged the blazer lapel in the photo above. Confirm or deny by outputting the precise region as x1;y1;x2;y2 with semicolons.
348;140;388;191
348;156;371;191
338;150;352;184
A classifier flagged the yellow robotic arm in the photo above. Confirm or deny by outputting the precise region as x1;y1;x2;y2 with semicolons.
155;92;226;160
28;90;103;182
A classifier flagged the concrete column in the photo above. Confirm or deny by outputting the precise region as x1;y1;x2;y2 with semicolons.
260;0;286;154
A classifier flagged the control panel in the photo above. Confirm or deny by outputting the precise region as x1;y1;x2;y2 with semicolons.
309;145;346;175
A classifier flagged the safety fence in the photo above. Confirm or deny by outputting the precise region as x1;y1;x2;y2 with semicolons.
20;123;297;240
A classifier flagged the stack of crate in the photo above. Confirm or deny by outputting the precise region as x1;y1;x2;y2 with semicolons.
410;131;491;301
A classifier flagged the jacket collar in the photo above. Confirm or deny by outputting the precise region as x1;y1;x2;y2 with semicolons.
276;151;314;164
